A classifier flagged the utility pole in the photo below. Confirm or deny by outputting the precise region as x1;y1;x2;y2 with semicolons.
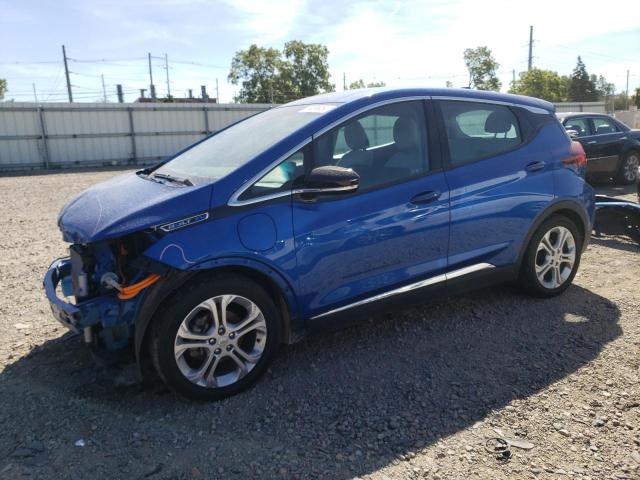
62;45;73;103
116;84;124;103
164;53;171;99
216;78;219;103
512;69;516;86
343;72;346;91
32;83;38;103
626;70;630;110
148;53;156;100
527;26;533;71
201;85;208;101
101;74;107;102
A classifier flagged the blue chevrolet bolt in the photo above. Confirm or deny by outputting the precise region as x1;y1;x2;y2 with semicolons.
45;88;594;400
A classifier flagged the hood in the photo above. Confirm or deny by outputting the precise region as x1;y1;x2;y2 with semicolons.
58;172;213;243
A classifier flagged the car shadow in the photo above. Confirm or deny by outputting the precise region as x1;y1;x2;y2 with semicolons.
591;235;639;252
593;180;638;197
0;284;622;479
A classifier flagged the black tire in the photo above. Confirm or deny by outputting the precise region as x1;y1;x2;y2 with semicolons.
518;215;583;298
614;150;639;185
150;272;281;401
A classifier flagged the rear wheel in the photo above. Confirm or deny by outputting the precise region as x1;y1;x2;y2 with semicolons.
519;215;582;297
151;273;280;401
615;151;639;185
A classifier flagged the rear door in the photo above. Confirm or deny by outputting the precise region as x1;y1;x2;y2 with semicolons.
292;99;450;322
436;99;555;271
588;116;625;175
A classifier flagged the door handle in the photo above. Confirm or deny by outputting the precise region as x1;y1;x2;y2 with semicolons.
410;191;441;204
587;140;597;144
525;161;546;172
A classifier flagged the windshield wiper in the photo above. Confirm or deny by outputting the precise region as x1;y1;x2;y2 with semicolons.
150;172;194;186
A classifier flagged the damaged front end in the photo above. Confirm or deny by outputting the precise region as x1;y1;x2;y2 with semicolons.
594;192;640;245
43;171;213;355
44;231;168;352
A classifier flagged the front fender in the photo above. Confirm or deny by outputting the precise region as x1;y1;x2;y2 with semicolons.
133;254;303;375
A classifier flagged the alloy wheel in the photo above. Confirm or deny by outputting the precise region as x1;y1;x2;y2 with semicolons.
174;295;267;388
623;154;639;182
535;226;576;289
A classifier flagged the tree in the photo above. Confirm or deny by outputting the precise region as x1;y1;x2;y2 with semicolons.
634;87;640;109
593;75;615;100
346;79;386;89
0;78;6;100
228;41;333;103
281;41;333;98
228;45;287;103
567;57;598;102
509;68;569;102
463;47;501;91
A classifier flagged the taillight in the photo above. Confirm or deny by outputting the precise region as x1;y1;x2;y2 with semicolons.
562;141;587;170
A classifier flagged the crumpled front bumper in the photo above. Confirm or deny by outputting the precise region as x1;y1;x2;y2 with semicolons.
43;258;126;338
43;258;82;333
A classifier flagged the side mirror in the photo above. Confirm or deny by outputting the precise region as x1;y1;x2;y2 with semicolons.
294;166;359;195
566;129;580;138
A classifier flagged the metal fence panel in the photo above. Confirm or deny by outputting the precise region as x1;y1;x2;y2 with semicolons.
554;102;606;113
0;102;272;172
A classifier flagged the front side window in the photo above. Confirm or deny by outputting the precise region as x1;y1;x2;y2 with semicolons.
313;101;429;190
592;117;619;135
154;104;335;181
440;101;522;165
563;117;591;137
238;148;307;201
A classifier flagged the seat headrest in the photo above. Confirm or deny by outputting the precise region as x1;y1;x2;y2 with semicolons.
393;117;419;151
484;110;514;134
344;122;369;150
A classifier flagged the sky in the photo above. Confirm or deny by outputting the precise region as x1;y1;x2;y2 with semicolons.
1;0;638;103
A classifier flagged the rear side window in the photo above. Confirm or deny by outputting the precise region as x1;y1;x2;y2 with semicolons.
563;118;591;137
592;117;619;135
440;101;522;165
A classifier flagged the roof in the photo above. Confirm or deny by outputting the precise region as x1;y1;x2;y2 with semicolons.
285;87;555;112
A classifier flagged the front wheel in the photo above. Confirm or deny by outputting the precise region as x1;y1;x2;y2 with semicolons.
519;215;582;298
615;151;639;185
150;273;280;401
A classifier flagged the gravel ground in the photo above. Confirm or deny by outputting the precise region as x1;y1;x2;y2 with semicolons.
0;170;639;480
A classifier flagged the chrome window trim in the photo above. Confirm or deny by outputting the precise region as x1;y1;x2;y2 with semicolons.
292;185;357;195
228;137;311;207
312;95;431;139
228;96;432;207
432;96;550;115
310;262;495;320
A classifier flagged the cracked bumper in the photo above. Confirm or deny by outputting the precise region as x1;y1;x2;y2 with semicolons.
43;258;82;333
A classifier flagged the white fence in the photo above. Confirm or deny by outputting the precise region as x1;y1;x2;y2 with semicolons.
0;102;272;172
554;101;606;114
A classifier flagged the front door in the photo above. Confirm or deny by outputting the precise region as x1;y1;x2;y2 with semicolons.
292;100;450;321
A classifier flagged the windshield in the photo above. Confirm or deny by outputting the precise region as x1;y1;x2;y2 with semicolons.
154;104;338;180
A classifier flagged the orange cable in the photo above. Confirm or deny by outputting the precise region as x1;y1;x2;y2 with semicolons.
117;274;161;300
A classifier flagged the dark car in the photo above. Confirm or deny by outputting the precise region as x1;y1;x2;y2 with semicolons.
557;112;640;184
